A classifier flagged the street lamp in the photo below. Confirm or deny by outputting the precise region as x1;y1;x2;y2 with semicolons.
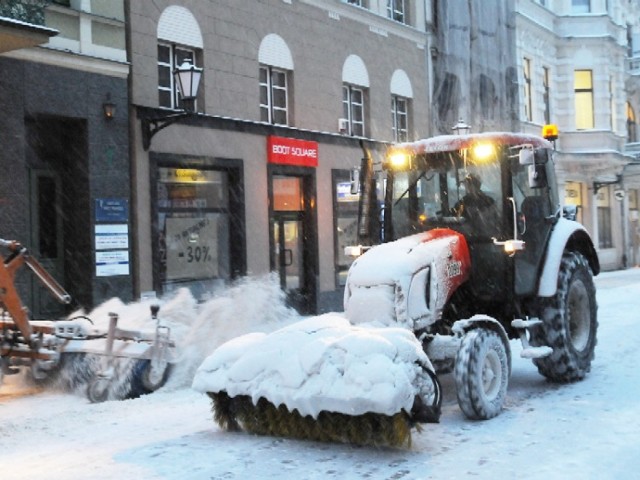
452;118;470;136
141;59;203;150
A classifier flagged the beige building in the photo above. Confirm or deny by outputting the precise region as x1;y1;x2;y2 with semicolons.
515;0;640;270
126;0;431;312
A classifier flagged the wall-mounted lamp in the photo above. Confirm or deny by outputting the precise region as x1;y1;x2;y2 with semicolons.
452;118;471;136
103;94;116;120
141;59;203;150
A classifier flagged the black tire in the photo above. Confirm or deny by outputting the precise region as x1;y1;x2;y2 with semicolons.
454;328;509;420
128;360;171;399
87;377;110;403
531;251;597;382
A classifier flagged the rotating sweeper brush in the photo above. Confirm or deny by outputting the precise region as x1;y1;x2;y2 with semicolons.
192;315;442;448
0;239;175;401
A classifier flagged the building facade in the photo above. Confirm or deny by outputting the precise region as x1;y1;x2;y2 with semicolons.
0;0;131;318
515;0;640;270
127;0;431;313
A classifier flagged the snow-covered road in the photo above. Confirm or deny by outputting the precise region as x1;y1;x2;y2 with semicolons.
2;268;639;480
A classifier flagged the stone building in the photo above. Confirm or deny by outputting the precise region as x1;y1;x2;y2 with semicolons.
0;0;130;317
515;0;640;269
126;0;431;313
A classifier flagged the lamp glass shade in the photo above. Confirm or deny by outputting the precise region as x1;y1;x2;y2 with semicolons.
174;59;202;100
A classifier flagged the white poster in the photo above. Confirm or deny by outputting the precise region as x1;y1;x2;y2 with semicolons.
96;250;130;277
165;217;218;280
95;224;129;250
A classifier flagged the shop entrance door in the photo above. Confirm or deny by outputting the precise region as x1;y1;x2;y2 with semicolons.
270;173;317;314
29;169;65;319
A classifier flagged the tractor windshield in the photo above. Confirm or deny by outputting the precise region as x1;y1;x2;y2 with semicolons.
386;146;505;240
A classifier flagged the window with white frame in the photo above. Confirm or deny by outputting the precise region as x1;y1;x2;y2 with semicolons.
392;96;409;142
575;69;594;129
543;66;551;124
260;65;289;125
158;43;198;109
571;0;590;13
343;85;365;137
523;58;532;122
345;0;368;7
387;0;407;24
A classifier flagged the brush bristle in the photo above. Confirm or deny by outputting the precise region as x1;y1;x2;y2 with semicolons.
208;391;413;448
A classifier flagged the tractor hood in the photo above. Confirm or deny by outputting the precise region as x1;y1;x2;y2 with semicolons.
344;229;470;332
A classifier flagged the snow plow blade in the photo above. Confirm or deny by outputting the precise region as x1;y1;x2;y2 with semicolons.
193;314;441;448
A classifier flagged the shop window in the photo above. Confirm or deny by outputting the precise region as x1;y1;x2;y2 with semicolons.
596;185;612;248
260;65;289;125
156;166;234;297
333;170;361;286
158;43;200;109
564;181;583;224
343;84;366;137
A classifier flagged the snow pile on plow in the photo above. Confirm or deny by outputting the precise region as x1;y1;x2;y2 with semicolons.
192;313;440;447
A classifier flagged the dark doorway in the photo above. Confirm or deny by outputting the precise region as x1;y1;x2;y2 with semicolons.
26;115;90;318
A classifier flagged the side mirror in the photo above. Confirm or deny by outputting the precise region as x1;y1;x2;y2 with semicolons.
528;163;548;189
519;148;534;165
350;167;360;195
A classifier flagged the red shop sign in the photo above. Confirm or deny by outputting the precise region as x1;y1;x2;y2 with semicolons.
267;136;318;167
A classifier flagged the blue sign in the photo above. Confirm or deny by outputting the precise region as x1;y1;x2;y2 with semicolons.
95;198;129;223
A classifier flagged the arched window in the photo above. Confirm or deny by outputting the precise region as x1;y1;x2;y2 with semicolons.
258;34;294;125
157;6;203;109
390;69;413;142
342;55;369;137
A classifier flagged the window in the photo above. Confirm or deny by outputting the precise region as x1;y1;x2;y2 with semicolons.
609;76;615;131
543;66;551;124
572;0;590;13
387;0;407;24
596;186;612;248
343;84;366;137
523;58;532;122
346;0;368;7
260;65;289;125
332;171;360;286
628;102;637;143
564;181;583;224
392;96;409;142
575;70;594;129
158;43;198;109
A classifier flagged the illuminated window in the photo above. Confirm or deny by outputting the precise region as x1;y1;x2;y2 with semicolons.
628;102;637;142
575;70;594;129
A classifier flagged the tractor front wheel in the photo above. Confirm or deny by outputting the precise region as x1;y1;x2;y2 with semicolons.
454;328;509;420
531;251;597;382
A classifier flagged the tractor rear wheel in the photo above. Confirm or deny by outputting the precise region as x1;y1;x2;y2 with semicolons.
454;328;509;420
531;252;597;382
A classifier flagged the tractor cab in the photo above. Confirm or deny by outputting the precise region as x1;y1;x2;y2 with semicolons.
367;129;561;310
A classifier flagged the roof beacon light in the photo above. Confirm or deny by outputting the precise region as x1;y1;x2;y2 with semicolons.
542;124;558;141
